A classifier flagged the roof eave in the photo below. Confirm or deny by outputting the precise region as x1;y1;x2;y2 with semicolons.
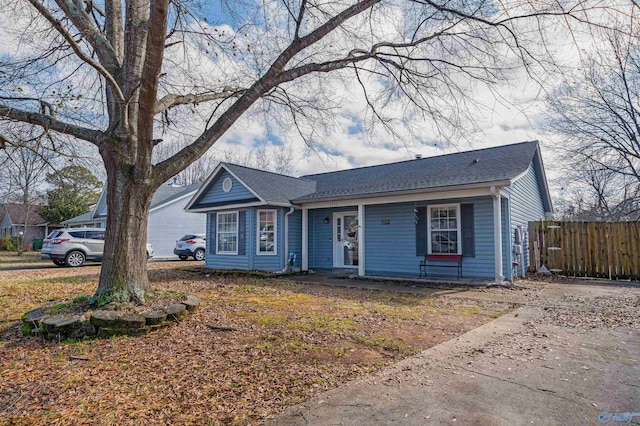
187;201;267;213
187;200;294;213
293;179;514;205
91;186;107;219
150;190;199;213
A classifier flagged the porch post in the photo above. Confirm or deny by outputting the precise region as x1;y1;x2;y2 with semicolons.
357;204;365;277
492;187;504;284
302;207;309;271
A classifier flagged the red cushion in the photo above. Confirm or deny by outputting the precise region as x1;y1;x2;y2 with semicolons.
425;254;462;261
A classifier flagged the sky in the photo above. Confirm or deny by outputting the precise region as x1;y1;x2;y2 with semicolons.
172;2;576;183
206;93;545;177
177;0;559;179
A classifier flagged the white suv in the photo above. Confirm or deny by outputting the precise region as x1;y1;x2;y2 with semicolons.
41;228;153;267
174;234;206;261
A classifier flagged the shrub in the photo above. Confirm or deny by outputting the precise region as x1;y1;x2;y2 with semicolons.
0;235;17;251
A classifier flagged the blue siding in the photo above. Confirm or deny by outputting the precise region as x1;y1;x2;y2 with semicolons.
308;207;357;269
204;206;288;271
204;210;250;270
287;210;302;269
363;203;416;275
195;170;258;208
464;198;496;278
364;198;496;278
508;164;546;273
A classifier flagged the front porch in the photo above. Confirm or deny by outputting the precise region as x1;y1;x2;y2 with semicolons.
300;191;512;284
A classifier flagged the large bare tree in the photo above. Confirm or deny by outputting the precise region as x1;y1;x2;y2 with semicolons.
0;0;611;303
545;23;640;220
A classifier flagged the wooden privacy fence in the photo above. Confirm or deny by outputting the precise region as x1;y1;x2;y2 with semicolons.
528;220;640;280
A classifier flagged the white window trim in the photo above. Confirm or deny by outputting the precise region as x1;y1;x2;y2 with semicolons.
222;177;233;192
427;203;462;255
216;211;239;255
256;209;277;255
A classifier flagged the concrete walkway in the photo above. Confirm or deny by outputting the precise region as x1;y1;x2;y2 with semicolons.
268;280;640;426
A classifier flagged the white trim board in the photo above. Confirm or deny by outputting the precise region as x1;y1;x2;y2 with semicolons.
426;203;462;255
299;186;500;210
256;209;278;256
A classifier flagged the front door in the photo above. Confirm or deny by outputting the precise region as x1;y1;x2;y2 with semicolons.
333;212;358;268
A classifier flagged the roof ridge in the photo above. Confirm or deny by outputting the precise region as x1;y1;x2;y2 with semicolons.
302;140;538;178
223;162;316;183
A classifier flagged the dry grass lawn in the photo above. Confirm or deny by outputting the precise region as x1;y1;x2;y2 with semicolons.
0;252;514;425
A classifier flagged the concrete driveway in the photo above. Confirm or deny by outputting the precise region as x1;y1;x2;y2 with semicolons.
269;279;640;425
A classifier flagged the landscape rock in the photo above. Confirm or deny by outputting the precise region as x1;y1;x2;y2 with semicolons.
90;310;120;328
41;315;83;340
21;288;203;341
183;294;200;313
114;314;146;329
144;310;167;325
165;303;188;321
21;308;45;336
147;323;171;332
23;308;45;322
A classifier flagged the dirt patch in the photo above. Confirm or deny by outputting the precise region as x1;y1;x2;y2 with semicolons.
341;348;386;364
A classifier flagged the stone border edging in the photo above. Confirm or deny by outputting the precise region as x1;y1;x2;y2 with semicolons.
21;294;200;341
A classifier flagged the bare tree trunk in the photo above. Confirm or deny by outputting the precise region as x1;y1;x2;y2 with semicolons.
94;148;154;305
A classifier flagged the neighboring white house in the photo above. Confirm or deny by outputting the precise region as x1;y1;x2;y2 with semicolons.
64;182;206;259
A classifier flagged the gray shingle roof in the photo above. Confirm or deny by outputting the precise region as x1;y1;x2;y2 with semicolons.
293;141;540;202
62;211;94;225
150;182;202;209
224;163;316;204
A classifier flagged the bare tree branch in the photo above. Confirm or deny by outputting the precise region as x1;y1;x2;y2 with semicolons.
52;0;122;72
26;0;125;103
154;88;245;114
0;104;103;143
153;0;383;184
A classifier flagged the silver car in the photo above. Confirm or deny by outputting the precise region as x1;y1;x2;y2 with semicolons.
42;228;153;267
174;234;206;261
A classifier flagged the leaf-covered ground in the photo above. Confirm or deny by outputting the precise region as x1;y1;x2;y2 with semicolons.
0;254;513;425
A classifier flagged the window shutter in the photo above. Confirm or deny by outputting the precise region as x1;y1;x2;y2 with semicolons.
209;213;216;254
415;206;427;256
461;204;475;257
237;210;246;256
